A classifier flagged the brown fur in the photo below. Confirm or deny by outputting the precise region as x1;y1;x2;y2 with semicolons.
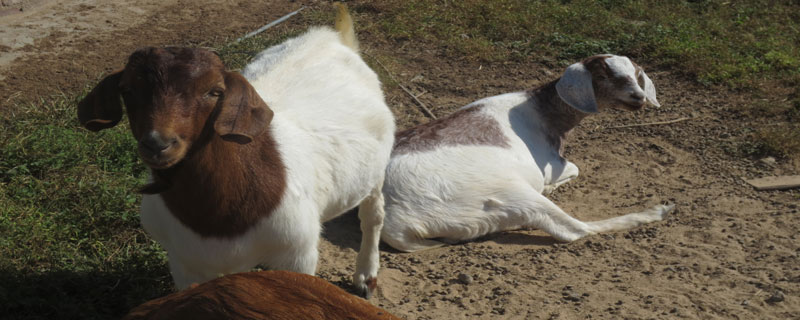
77;71;123;131
77;47;286;238
393;105;509;155
526;80;587;156
123;271;401;320
154;129;286;238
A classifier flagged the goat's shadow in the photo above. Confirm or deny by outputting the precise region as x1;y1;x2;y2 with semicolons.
0;257;173;320
483;230;560;247
321;207;363;251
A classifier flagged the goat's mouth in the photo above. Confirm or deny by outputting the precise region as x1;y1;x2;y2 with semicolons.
138;146;186;169
616;99;645;111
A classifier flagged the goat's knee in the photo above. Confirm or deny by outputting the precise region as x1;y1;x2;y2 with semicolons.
545;161;579;195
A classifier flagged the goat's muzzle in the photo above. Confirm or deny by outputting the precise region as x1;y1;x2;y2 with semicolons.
616;94;646;111
138;131;184;169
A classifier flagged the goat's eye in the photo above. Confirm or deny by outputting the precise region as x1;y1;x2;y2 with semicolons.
208;88;223;97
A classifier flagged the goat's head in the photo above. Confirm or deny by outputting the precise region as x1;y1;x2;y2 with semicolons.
555;54;660;114
78;47;273;169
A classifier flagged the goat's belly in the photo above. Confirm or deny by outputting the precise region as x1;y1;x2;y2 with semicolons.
383;147;546;240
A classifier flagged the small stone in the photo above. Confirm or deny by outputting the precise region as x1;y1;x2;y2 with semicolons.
759;157;777;165
457;273;473;285
563;292;582;302
765;291;785;304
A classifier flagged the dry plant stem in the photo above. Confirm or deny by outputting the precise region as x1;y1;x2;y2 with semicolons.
607;116;691;129
363;51;437;120
236;6;306;42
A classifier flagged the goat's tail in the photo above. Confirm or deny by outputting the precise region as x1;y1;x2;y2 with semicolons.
334;2;359;52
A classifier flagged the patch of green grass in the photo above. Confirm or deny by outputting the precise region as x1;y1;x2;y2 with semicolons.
0;94;172;319
377;0;800;88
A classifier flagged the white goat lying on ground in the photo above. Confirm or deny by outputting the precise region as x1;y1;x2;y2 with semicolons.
77;5;394;297
381;54;674;252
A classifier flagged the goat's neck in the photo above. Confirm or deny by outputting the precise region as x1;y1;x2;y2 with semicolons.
154;130;287;239
528;80;588;155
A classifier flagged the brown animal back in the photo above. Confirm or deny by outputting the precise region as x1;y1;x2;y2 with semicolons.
123;271;401;320
393;105;509;156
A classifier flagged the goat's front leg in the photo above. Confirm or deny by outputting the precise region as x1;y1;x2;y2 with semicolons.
168;253;221;290
353;184;385;299
543;161;579;195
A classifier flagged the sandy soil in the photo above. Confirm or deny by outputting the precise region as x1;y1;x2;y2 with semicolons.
2;0;798;319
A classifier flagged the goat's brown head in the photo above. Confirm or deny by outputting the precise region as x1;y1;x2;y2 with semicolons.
555;54;660;114
78;47;273;169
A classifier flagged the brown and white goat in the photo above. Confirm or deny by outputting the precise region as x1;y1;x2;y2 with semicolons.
78;5;394;296
123;271;401;320
382;54;674;252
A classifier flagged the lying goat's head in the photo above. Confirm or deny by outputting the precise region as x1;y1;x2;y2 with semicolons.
556;54;660;113
78;47;273;169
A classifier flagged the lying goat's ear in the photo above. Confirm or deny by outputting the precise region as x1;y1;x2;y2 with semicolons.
78;71;124;131
214;72;273;144
556;62;598;114
637;67;661;107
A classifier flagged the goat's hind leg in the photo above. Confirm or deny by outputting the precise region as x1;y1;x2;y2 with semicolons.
353;185;385;299
498;188;672;242
582;202;674;233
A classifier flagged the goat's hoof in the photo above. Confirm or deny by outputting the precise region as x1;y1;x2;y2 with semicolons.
354;276;378;299
654;202;676;218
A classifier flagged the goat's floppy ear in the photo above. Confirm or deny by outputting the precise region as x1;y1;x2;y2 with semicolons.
78;71;124;131
556;62;598;114
637;67;661;108
215;72;273;144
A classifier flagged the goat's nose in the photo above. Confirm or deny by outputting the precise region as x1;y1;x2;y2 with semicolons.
630;91;645;102
140;131;176;153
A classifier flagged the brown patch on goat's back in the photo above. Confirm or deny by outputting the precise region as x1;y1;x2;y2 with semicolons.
123;271;401;320
393;105;509;155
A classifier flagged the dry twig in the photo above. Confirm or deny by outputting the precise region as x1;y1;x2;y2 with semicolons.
607;116;691;129
237;6;306;42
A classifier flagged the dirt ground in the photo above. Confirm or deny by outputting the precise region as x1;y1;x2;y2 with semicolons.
2;0;798;319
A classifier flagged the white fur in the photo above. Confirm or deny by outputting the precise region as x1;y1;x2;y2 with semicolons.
141;27;395;293
381;55;672;253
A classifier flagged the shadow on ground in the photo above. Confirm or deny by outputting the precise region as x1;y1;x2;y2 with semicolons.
0;261;172;320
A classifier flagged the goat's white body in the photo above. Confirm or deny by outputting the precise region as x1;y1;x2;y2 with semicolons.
381;92;670;253
141;27;394;289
